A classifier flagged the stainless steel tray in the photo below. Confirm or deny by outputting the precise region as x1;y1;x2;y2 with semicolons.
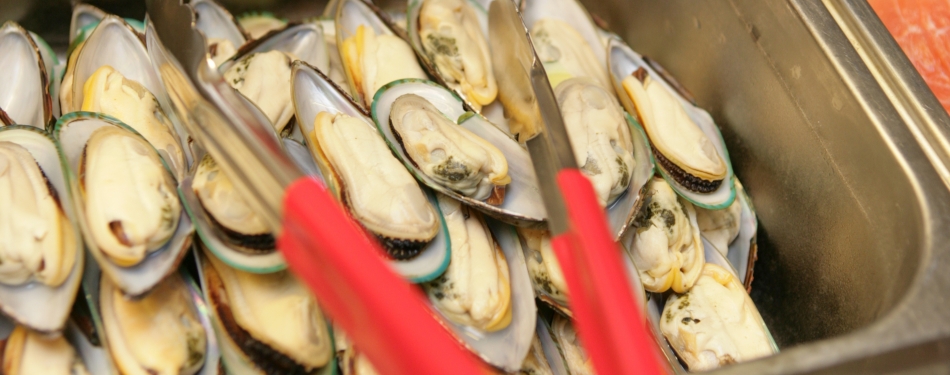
7;0;950;373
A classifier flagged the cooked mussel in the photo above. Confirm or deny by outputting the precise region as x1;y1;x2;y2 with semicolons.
1;325;90;375
626;177;704;293
100;273;207;375
660;263;777;371
201;250;334;374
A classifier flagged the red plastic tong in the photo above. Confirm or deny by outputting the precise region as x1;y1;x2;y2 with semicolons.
146;0;667;373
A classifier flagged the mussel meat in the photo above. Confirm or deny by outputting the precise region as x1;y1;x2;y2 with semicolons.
629;177;704;293
389;93;509;204
80;126;181;267
425;195;512;332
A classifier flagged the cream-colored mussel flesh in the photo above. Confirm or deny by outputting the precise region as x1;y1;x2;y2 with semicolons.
661;263;776;371
419;0;497;109
696;197;741;257
193;155;274;251
622;70;726;193
390;94;510;204
2;325;90;375
342;25;427;107
550;315;594;375
630;177;704;293
530;18;610;90
519;228;569;310
0;142;77;286
81;65;186;178
238;14;287;40
101;274;207;375
204;253;333;372
81;126;181;267
426;195;512;332
207;37;239;66
224;50;295;133
556;77;635;207
309;111;438;260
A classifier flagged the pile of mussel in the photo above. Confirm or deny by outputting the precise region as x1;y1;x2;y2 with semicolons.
0;0;778;373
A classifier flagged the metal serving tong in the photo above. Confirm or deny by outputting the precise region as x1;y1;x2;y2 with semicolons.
488;1;668;374
146;0;666;372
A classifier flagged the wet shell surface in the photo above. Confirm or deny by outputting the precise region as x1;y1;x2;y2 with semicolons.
199;250;335;374
660;263;778;371
336;0;427;107
100;273;208;375
0;126;83;333
625;177;705;294
292;62;450;282
425;196;536;372
2;325;90;375
0;22;51;128
56;113;193;296
408;0;497;110
608;38;736;209
371;79;546;228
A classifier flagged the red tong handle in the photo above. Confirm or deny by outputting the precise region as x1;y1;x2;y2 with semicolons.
278;177;493;375
553;169;670;375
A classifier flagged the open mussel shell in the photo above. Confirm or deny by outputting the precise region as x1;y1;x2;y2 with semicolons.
95;268;219;375
647;263;778;371
192;0;248;50
218;22;330;75
0;126;83;332
54;112;194;297
195;248;335;375
182;139;323;274
533;316;569;375
522;228;646;318
405;0;491;108
0;22;52;128
430;218;536;372
291;62;451;282
519;0;606;68
334;0;413;106
69;16;163;116
68;4;146;46
371;78;546;227
607;38;737;209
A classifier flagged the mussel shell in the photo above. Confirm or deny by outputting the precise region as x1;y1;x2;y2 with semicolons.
607;38;737;209
183;139;323;274
0;126;83;333
195;248;335;375
218;22;330;75
372;78;546;228
335;0;416;107
519;0;606;68
0;22;52;128
95;269;220;375
405;0;492;112
54;112;194;297
70;16;164;117
291;61;451;283
430;217;536;372
67;4;146;46
192;0;248;50
534;316;569;375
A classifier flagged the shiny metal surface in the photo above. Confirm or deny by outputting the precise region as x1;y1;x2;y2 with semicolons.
7;0;950;373
487;0;574;236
